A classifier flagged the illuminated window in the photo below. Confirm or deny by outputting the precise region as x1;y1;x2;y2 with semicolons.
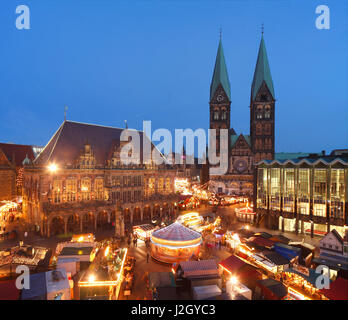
330;169;345;219
257;168;268;209
95;178;104;200
313;169;327;217
270;168;280;210
298;169;310;215
66;178;77;202
53;180;62;203
283;169;295;212
81;178;91;200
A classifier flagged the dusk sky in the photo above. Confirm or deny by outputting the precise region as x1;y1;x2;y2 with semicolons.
0;0;347;154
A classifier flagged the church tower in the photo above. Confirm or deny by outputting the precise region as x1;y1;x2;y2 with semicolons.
250;34;275;163
209;38;231;156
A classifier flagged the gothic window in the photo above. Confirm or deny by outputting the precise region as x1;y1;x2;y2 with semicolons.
81;178;91;200
256;123;262;135
66;178;77;202
95;178;104;200
214;111;219;120
265;105;271;119
221;111;227;120
256;106;263;119
53;180;62;203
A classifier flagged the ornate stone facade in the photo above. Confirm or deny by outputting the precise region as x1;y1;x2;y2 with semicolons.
22;120;179;237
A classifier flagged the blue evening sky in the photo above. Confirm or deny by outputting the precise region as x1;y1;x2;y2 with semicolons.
0;0;347;154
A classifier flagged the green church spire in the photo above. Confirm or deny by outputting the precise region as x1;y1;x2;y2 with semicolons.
210;39;231;101
251;35;275;100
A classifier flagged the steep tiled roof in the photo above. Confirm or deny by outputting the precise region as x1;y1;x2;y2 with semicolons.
34;120;161;166
0;143;35;167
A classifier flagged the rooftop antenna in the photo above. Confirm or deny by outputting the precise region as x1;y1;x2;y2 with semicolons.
64;106;68;121
261;23;264;36
219;27;222;41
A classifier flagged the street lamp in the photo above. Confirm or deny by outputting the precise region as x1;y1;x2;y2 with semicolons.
48;163;58;173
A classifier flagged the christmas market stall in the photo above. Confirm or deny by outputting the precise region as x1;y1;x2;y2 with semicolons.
78;243;128;300
281;265;329;300
132;224;157;241
235;206;256;224
150;222;202;264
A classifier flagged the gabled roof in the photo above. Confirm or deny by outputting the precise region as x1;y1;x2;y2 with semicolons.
324;229;344;245
0;143;35;167
219;254;245;273
180;259;218;277
251;35;275;100
230;134;251;149
210;40;231;101
34;120;160;166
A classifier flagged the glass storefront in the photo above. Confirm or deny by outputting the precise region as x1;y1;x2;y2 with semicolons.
270;168;280;210
330;169;345;220
313;169;327;217
257;168;268;209
297;169;310;215
283;169;295;212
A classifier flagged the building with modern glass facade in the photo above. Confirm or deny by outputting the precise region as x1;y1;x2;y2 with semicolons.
254;154;348;238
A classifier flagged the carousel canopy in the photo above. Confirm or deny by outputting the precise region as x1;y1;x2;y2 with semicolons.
152;222;201;242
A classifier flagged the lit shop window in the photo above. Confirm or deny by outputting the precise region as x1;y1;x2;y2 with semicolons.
257;168;268;209
270;168;280;210
330;169;345;219
297;169;310;215
283;169;295;212
314;169;326;201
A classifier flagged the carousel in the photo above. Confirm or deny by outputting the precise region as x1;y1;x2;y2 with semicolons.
150;222;202;264
235;206;256;223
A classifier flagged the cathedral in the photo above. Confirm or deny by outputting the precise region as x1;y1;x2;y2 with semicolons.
209;33;275;196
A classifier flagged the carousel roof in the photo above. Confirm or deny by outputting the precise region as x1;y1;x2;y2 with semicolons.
152;222;201;242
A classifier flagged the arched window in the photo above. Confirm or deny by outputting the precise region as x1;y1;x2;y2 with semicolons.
256;106;263;119
221;111;227;120
265;105;271;119
256;123;262;135
214;111;219;120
